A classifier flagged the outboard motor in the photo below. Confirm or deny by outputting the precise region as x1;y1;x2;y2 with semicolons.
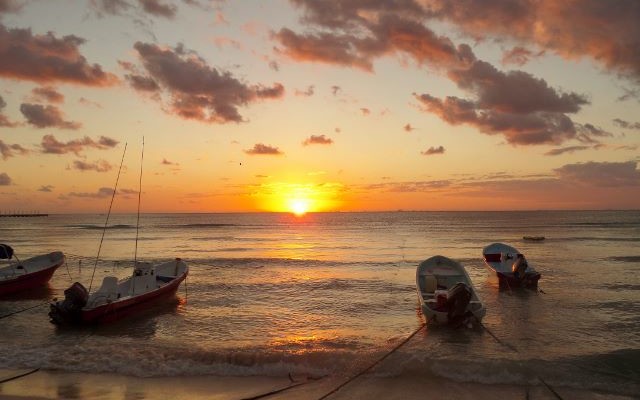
0;244;14;260
446;282;472;327
512;254;528;281
49;282;88;325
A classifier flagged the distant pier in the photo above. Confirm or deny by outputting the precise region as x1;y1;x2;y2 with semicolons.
0;212;48;217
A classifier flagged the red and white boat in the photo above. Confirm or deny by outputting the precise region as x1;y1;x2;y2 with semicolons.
482;242;541;288
49;258;188;325
0;247;65;296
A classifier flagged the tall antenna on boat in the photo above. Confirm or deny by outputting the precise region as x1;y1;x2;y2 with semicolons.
89;142;127;292
134;137;144;266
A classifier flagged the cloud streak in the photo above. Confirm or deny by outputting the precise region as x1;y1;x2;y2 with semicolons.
40;134;119;155
0;139;29;159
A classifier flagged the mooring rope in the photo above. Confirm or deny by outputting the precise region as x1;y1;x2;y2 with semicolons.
0;301;51;320
315;322;426;400
0;368;40;384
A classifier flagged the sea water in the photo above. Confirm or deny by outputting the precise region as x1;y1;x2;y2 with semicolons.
0;211;638;396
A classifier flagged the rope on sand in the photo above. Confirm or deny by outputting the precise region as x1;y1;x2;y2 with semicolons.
0;301;50;320
315;322;427;400
479;322;564;400
0;368;40;384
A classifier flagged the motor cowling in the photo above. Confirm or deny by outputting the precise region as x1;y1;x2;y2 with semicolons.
512;256;528;281
0;244;14;260
49;282;88;325
446;282;472;327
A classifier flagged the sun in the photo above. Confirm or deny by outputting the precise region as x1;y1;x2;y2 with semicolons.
289;198;310;216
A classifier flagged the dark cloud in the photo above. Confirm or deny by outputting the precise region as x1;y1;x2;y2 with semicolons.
414;92;583;146
0;95;18;127
69;187;114;198
0;139;29;159
613;118;640;130
302;135;333;146
404;123;415;132
89;0;132;16
244;143;283;155
31;86;64;103
331;85;341;96
554;161;640;187
132;42;284;123
425;0;640;84
360;107;370;116
20;103;81;129
274;13;475;72
40;134;119;155
0;24;117;85
138;0;177;18
545;146;590;156
448;61;588;115
295;85;314;97
72;159;113;172
501;46;544;66
576;123;613;144
0;0;24;13
0;172;11;185
38;185;54;192
161;158;178;165
126;74;160;92
421;145;445;156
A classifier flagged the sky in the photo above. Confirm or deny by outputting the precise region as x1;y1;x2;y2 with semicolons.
1;0;639;213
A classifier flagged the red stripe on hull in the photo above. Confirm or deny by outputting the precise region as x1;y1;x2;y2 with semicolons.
80;273;187;324
0;263;61;296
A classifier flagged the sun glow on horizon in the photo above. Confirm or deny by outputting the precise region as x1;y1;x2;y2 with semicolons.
289;198;310;216
252;181;344;213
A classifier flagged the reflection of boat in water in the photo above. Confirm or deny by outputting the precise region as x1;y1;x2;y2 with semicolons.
482;242;541;288
0;245;64;296
523;236;545;241
415;255;485;327
49;259;188;325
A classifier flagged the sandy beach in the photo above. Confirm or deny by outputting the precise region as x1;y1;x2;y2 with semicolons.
0;367;633;400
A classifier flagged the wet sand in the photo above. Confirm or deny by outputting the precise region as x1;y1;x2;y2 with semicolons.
0;368;632;400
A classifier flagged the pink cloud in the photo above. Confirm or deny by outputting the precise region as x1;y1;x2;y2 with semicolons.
40;134;119;155
31;86;64;103
0;95;18;127
72;159;113;172
0;172;11;186
131;42;285;123
0;24;117;85
0;139;29;159
501;46;544;66
20;103;81;129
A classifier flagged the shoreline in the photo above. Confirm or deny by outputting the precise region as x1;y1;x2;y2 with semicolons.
0;368;633;400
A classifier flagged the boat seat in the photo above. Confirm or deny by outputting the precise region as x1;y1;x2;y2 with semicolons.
96;276;119;300
423;274;437;293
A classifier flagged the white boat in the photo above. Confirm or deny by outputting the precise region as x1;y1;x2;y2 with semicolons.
482;242;541;288
415;255;485;326
49;259;188;324
0;245;64;296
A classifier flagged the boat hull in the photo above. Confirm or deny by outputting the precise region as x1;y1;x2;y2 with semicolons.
0;253;64;296
80;272;186;324
482;243;541;289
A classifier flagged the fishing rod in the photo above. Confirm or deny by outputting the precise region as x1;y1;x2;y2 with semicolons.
88;143;128;293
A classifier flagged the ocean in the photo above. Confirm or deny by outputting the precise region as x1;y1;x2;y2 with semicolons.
0;211;638;397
